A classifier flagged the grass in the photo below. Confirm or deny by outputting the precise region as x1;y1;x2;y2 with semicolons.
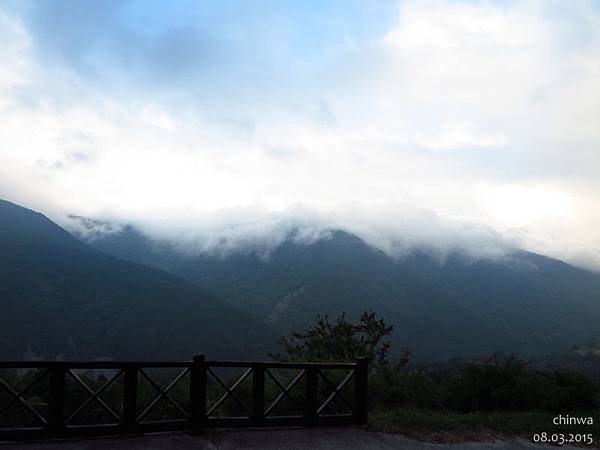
368;407;600;446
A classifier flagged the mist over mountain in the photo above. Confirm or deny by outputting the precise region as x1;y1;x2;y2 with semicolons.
0;199;275;360
64;203;522;265
71;215;600;362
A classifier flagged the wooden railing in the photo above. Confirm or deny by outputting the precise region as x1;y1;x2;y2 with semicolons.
0;355;368;440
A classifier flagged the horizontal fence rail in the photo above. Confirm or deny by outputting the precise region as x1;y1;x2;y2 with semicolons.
0;356;368;440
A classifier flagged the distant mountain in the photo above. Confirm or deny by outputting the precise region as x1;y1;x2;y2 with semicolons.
0;199;275;360
77;219;600;361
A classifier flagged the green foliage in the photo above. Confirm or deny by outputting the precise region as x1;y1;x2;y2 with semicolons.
445;354;599;412
271;310;408;370
372;353;600;414
370;368;447;410
274;311;600;415
447;354;538;412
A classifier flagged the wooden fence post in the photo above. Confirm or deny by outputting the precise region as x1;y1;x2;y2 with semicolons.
354;357;368;424
252;365;265;425
122;367;138;434
190;354;206;433
304;367;318;427
48;363;65;435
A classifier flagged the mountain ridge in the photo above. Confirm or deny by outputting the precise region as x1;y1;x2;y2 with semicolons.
0;199;275;360
72;216;600;361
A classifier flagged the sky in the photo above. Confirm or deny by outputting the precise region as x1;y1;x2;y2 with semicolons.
0;0;599;269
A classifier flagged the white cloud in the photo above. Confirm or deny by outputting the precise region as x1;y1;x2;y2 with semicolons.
1;1;600;270
414;121;508;151
140;105;178;131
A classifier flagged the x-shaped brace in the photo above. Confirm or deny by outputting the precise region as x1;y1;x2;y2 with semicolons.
137;368;190;422
317;370;354;415
264;369;304;416
66;369;122;423
206;367;252;417
0;371;48;426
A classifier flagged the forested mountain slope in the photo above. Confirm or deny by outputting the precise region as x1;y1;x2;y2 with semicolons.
82;221;600;361
0;200;274;360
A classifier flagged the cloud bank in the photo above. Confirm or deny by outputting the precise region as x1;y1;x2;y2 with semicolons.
1;1;599;269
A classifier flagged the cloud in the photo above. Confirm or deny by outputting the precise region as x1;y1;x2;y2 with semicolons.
0;1;600;270
66;202;513;264
414;121;509;151
141;105;178;131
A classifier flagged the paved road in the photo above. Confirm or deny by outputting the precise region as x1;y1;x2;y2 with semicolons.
0;428;579;450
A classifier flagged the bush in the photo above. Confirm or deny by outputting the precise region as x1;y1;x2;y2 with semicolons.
370;368;447;410
375;354;600;414
271;310;406;370
274;311;600;415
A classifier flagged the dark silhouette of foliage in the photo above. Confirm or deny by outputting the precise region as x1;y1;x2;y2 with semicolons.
371;353;600;413
271;310;407;370
273;311;599;415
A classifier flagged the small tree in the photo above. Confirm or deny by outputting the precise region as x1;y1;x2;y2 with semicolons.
271;310;407;370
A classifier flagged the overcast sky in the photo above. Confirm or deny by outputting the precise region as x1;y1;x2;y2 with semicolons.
1;0;599;268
